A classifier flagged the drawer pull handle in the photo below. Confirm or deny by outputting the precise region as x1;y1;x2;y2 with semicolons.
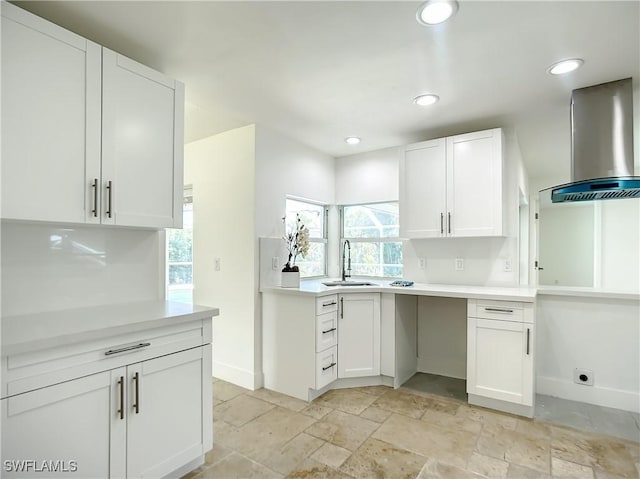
322;327;336;334
526;328;531;355
91;178;98;217
322;362;337;371
440;213;444;235
132;372;140;414
340;297;344;319
105;342;151;356
322;301;337;307
484;308;514;313
117;376;124;420
105;180;113;218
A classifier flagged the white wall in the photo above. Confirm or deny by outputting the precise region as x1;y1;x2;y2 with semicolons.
1;222;164;316
335;146;400;205
184;125;258;389
536;294;640;412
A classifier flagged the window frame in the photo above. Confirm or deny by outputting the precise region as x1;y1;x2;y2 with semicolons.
285;196;329;279
166;186;194;303
339;201;403;279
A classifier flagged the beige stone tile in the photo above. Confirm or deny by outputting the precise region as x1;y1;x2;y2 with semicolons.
359;405;393;423
422;409;483;434
310;443;351;469
216;407;316;456
204;443;233;466
301;403;333;420
373;413;477;469
416;458;486;479
372;388;432;419
506;463;552;479
516;418;552;440
249;432;325;476
214;394;275;426
504;430;551;474
456;404;518;431
467;452;509;479
552;457;595;479
350;385;392;397
200;452;283;479
305;409;379;451
248;388;309;412
423;395;463;415
213;380;250;402
312;388;378;415
285;458;353;479
551;426;638;478
339;437;426;479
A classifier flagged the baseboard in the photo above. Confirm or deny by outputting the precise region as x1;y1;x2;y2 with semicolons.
213;360;262;390
468;394;534;418
307;376;395;401
537;376;640;413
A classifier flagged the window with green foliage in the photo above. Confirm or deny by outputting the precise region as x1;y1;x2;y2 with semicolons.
285;198;327;277
341;202;402;278
167;189;193;303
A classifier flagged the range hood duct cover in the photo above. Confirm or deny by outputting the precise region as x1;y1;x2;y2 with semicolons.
551;78;639;203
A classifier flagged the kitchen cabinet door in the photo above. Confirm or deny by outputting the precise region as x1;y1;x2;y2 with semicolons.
126;347;205;478
400;139;447;238
1;370;117;478
1;2;101;224
338;293;381;378
466;317;533;406
102;49;184;229
446;129;504;237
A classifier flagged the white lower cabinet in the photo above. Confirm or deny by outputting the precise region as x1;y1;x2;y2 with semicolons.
2;347;207;478
466;299;535;413
338;293;381;378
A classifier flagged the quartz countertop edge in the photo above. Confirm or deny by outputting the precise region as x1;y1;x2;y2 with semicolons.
537;287;640;301
2;300;220;356
261;280;538;302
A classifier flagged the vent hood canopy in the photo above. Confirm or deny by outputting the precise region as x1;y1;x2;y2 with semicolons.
550;78;639;203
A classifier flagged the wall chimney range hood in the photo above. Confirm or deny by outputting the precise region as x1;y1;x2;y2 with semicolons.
551;78;639;203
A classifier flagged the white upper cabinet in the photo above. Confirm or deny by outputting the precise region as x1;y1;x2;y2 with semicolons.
1;3;184;229
102;49;184;228
1;3;101;224
400;128;504;238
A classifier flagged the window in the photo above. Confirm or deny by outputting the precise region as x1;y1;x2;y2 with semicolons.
167;188;193;303
285;198;327;278
341;202;402;278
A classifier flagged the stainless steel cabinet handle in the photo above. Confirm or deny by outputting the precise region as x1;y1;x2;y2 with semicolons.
106;180;113;218
448;212;451;234
526;328;530;355
484;307;514;313
440;213;444;234
105;342;151;356
117;376;124;420
132;372;140;414
322;327;336;334
340;297;344;319
322;301;337;307
322;362;337;371
91;178;98;217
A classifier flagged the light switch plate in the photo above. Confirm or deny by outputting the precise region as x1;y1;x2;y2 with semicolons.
272;256;280;271
419;258;426;270
215;257;221;271
455;258;464;271
504;259;512;272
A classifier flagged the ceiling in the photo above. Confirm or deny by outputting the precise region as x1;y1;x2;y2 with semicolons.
12;1;640;183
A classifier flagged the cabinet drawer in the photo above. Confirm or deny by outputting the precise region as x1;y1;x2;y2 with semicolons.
473;300;525;322
316;311;338;352
316;295;338;315
315;346;338;390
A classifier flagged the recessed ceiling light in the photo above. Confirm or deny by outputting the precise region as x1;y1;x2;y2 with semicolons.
413;94;440;106
416;0;458;25
548;58;584;75
345;137;361;145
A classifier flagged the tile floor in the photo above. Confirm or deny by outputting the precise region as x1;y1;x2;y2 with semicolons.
183;378;640;479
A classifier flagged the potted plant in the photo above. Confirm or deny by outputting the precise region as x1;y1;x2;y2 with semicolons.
282;213;310;287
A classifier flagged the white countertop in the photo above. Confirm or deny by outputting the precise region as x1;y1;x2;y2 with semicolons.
262;279;537;302
2;300;219;356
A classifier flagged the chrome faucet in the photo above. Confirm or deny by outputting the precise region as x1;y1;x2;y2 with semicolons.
341;239;351;281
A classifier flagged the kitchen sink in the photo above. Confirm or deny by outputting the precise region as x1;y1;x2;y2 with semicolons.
322;280;378;287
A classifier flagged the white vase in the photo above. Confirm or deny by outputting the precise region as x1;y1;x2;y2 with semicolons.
281;271;300;288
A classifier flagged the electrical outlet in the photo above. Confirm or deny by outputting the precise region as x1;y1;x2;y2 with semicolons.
573;368;594;386
272;256;279;271
215;257;221;271
504;258;512;272
455;258;464;271
419;258;426;270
